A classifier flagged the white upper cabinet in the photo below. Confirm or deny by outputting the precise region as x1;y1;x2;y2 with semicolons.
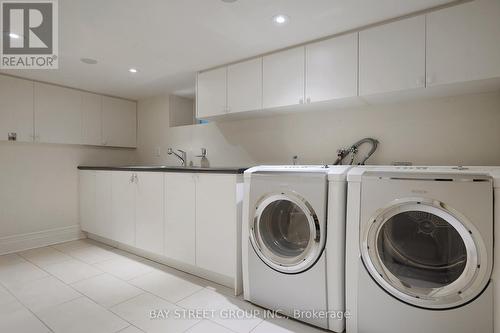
263;47;305;109
111;172;136;246
227;58;263;113
306;33;358;103
102;96;137;148
164;173;196;265
197;67;227;118
1;75;137;148
82;92;102;146
135;172;164;255
81;93;102;146
34;82;83;144
359;15;425;96
0;75;34;143
426;0;500;86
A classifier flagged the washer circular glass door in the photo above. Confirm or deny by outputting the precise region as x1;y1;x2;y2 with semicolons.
361;199;490;309
250;192;323;274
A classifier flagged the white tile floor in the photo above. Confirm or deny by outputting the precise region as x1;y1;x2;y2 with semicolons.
0;239;329;333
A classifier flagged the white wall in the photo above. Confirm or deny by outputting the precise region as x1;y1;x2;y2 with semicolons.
0;142;136;247
169;95;195;127
137;91;500;167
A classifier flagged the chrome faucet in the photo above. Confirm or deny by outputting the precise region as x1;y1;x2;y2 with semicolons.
167;148;187;166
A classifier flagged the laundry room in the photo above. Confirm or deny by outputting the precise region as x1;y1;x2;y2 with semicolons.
0;1;499;333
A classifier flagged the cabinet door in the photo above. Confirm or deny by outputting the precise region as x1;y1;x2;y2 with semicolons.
111;172;136;246
195;174;236;277
263;47;305;109
164;173;196;265
79;171;96;233
227;58;262;113
427;0;500;86
196;67;227;118
0;75;34;142
135;172;164;255
82;93;102;146
359;15;425;96
306;33;358;103
34;82;83;144
102;96;137;148
95;171;113;238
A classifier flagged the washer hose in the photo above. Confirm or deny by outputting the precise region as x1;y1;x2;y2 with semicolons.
333;138;379;165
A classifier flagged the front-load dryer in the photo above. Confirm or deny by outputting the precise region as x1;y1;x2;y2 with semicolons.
345;166;498;333
242;165;350;332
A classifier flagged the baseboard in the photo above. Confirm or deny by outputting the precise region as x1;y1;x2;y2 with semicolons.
0;225;86;255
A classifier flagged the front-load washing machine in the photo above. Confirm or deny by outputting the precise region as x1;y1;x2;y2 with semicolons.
242;165;350;332
345;166;499;333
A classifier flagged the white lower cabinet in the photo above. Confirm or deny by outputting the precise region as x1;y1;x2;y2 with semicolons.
79;171;96;233
81;170;164;254
79;170;242;290
195;174;237;278
135;172;164;254
94;171;113;239
164;172;239;280
164;173;196;265
111;172;135;246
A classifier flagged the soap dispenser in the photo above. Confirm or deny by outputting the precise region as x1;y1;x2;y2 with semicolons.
197;148;210;168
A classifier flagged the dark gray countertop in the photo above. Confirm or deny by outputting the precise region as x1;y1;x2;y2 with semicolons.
78;165;248;174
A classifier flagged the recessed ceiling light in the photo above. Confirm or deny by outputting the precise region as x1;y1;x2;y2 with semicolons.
272;14;289;26
9;33;20;39
129;68;138;73
80;57;98;65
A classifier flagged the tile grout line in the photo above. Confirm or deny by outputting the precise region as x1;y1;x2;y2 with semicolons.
4;243;186;332
0;278;55;333
107;291;147;310
9;244;137;330
21;250;106;286
7;241;259;333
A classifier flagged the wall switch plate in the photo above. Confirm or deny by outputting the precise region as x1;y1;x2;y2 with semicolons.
154;147;161;157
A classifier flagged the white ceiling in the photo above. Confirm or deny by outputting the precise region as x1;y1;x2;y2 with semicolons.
1;0;455;100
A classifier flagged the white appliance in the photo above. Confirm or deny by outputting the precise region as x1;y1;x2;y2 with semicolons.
345;166;500;333
242;165;350;332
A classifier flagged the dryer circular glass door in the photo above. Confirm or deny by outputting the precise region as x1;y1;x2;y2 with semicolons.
250;192;324;274
361;199;490;309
